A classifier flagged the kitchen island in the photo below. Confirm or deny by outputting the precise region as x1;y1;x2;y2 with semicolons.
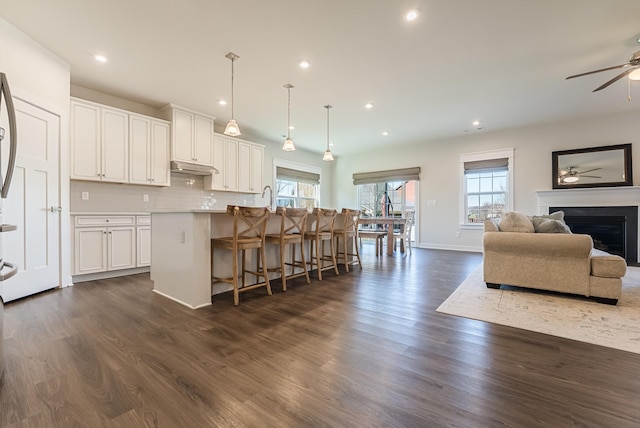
151;209;285;308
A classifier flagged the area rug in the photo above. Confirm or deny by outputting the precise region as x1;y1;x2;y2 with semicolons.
436;265;640;354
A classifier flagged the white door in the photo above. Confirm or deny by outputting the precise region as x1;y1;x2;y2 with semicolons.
1;97;60;301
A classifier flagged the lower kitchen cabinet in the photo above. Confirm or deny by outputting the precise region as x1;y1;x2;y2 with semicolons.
72;214;149;278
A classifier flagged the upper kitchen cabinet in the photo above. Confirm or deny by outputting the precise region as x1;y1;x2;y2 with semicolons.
205;134;263;193
129;114;171;186
71;99;129;183
70;98;171;186
163;104;215;166
238;142;264;193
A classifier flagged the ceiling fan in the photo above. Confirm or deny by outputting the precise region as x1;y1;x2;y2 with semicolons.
566;51;640;92
558;166;602;183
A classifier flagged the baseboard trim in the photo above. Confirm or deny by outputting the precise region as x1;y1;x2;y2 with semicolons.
152;289;212;309
416;243;482;253
72;267;150;284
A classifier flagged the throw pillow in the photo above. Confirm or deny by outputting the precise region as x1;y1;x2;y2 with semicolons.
498;211;534;233
529;211;572;233
535;219;572;233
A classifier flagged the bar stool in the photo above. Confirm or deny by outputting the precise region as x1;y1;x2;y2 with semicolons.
304;208;339;280
211;205;272;306
264;207;311;291
333;208;363;272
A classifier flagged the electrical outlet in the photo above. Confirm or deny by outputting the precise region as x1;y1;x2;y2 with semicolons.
81;191;89;200
456;231;461;238
143;194;149;202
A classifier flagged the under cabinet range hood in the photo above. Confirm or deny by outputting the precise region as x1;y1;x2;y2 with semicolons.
170;161;219;176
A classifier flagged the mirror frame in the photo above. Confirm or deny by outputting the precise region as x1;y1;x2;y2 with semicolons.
552;143;633;189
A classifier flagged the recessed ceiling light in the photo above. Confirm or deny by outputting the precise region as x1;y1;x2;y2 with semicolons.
472;120;481;126
94;54;108;63
289;125;295;130
382;131;389;136
405;9;419;21
299;60;310;69
218;99;227;106
364;103;374;109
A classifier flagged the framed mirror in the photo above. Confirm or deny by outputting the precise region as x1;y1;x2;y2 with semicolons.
552;143;633;189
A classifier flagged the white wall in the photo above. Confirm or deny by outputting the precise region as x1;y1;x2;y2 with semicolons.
0;17;71;285
334;109;640;252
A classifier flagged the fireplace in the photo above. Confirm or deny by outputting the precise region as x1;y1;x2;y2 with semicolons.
550;206;637;265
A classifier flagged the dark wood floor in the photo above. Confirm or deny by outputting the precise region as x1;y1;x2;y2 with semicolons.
1;246;639;427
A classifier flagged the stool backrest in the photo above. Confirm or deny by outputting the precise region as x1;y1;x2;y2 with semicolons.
275;206;308;236
226;205;270;239
310;208;337;235
340;208;361;232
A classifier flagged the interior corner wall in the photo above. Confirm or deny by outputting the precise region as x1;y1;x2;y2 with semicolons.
333;108;640;252
0;17;72;286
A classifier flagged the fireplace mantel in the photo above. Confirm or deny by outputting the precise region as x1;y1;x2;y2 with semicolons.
536;186;640;214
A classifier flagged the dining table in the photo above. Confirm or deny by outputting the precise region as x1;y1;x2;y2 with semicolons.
358;216;408;255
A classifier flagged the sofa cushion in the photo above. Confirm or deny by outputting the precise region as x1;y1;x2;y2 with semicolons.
591;249;627;278
484;218;500;232
498;211;534;233
529;211;571;233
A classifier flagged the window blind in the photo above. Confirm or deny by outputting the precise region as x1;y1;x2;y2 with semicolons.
463;158;508;174
352;167;420;185
276;166;320;184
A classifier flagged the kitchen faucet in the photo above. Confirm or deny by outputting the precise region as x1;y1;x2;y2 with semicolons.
262;185;273;210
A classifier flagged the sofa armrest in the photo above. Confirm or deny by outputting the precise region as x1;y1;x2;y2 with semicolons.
483;232;593;259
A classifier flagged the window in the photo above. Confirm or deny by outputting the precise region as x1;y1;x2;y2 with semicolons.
275;165;320;210
460;149;514;226
353;167;419;241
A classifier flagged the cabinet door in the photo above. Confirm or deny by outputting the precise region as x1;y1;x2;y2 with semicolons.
194;115;214;166
172;109;194;162
137;226;151;267
70;101;101;181
250;145;264;193
210;135;226;190
108;226;136;270
224;139;238;191
74;227;107;275
101;108;129;182
129;115;151;185
150;120;170;186
238;142;252;192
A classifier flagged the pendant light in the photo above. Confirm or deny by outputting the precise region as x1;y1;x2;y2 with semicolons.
282;84;296;151
322;105;334;161
223;52;241;136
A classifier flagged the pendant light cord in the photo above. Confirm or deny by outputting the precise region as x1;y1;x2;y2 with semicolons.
230;57;235;119
287;86;291;139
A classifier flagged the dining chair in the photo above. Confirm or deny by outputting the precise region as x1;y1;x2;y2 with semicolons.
304;208;339;280
358;229;386;256
211;205;272;306
264;207;311;291
393;210;415;254
333;208;363;271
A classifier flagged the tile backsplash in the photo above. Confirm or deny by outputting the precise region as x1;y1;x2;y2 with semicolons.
70;173;261;213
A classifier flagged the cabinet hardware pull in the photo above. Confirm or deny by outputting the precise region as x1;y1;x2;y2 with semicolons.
49;206;62;213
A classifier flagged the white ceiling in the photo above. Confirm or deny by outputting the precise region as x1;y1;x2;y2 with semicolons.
1;0;640;156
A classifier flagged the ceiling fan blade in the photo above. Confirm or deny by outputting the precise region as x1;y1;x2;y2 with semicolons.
566;63;628;80
575;167;602;174
593;68;636;92
581;175;602;178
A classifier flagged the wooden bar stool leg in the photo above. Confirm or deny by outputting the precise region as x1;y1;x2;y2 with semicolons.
315;239;322;280
330;237;339;276
280;242;287;292
261;246;272;296
299;241;310;283
233;247;240;306
354;235;362;269
342;235;350;272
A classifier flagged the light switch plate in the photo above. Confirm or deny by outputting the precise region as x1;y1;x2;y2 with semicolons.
81;191;89;200
143;194;149;202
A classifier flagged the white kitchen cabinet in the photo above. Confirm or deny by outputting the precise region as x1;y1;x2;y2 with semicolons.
137;216;151;267
72;215;140;277
205;134;263;193
70;99;129;183
129;114;171;186
164;105;215;166
238;142;264;193
207;135;238;191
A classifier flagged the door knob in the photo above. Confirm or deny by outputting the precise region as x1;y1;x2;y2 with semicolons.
50;206;62;213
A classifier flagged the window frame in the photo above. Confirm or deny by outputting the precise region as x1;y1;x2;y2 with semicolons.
459;148;514;229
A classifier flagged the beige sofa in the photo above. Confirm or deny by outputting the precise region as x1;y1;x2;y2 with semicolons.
482;212;627;305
